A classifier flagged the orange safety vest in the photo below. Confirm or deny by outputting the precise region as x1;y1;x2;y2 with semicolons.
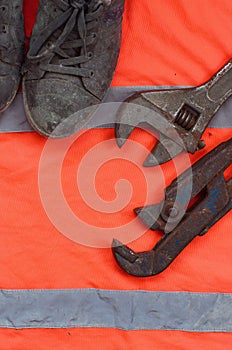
0;0;231;349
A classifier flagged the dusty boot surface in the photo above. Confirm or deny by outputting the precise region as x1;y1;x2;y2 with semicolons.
0;0;25;112
23;0;125;137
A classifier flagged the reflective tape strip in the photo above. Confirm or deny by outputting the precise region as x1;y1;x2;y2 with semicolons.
0;289;232;331
0;89;231;133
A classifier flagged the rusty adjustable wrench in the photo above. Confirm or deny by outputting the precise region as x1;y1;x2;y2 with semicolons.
115;60;232;165
112;138;232;277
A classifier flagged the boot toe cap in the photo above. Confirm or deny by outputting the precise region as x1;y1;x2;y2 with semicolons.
23;79;100;137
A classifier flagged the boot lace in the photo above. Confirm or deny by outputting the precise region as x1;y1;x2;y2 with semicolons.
26;0;111;78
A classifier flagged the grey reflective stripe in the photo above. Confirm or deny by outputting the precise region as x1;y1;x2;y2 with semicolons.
0;88;231;133
0;94;31;133
0;289;232;331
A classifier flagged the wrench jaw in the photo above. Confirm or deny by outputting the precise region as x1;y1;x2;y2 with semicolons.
115;122;136;148
112;238;177;277
143;142;172;167
115;94;157;148
112;239;156;277
134;204;162;231
115;98;187;165
115;91;196;165
143;138;186;166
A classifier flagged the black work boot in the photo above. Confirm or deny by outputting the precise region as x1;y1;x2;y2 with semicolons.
0;0;25;112
22;0;125;137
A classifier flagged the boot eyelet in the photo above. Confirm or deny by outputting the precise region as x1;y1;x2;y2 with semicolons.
92;32;97;39
87;52;93;59
2;25;7;34
0;5;8;13
89;71;95;78
46;41;52;48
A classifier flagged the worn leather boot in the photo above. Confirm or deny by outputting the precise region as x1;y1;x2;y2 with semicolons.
22;0;125;137
0;0;25;112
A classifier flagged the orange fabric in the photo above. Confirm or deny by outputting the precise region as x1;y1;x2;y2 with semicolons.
114;0;232;86
0;0;231;349
1;329;232;350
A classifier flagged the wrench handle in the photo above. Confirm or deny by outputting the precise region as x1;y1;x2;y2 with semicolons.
207;59;232;102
